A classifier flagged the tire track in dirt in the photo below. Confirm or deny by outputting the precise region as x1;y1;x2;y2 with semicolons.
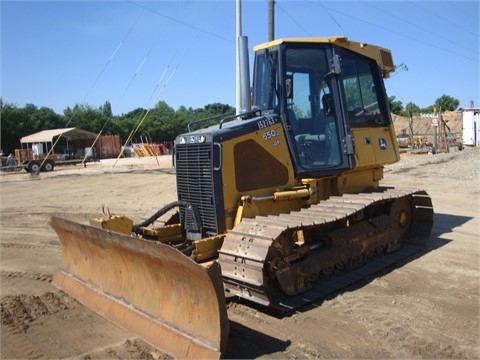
1;241;60;296
1;270;53;283
1;328;46;359
328;292;471;358
1;289;170;359
1;292;68;333
1;291;72;359
0;243;58;250
78;338;171;360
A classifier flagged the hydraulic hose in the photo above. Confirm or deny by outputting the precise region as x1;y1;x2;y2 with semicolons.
133;200;190;233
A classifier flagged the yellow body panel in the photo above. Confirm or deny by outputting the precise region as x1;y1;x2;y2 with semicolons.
89;216;133;235
351;125;400;168
335;167;383;194
218;121;400;229
221;121;298;228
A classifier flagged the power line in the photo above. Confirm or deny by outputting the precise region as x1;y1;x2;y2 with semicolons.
113;56;180;168
306;0;345;33
128;1;234;44
32;19;137;174
82;22;137;107
362;1;477;55
113;33;165;112
408;0;479;38
110;7;206;167
276;1;312;36
313;1;477;63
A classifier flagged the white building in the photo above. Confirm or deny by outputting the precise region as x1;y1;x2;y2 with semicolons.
462;109;480;146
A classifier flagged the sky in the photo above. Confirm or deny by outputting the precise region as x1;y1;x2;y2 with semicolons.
1;0;479;116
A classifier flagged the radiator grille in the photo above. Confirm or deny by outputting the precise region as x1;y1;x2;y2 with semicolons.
175;142;218;235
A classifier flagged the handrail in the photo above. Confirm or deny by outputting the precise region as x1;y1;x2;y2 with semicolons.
187;109;262;132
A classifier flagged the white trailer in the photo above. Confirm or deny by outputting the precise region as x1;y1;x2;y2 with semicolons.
462;109;480;146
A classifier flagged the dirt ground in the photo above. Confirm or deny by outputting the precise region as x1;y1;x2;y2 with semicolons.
1;148;479;359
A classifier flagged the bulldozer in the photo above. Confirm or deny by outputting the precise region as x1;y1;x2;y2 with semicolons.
51;36;433;359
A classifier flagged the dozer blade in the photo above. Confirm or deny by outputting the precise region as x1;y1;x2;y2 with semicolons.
50;216;229;359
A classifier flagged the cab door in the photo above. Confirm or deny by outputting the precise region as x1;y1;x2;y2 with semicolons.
280;45;355;178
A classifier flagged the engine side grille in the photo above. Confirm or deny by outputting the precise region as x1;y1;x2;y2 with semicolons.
175;142;218;236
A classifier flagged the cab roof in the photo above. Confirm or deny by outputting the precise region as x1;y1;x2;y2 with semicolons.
253;36;395;78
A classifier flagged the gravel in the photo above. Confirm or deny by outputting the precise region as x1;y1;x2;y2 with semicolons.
385;146;480;181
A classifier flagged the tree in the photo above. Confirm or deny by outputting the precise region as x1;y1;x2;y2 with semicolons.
0;102;64;154
1;102;25;154
63;103;105;133
203;103;234;116
1;100;237;153
435;94;460;112
422;105;435;114
154;100;175;117
388;96;404;115
405;102;421;116
101;101;113;118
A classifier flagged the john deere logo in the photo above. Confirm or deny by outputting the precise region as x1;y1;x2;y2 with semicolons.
378;137;388;151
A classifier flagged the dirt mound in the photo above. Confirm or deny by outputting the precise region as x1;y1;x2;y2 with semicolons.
392;111;462;138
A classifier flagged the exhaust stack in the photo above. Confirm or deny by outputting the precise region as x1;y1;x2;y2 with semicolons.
238;36;251;114
236;0;251;115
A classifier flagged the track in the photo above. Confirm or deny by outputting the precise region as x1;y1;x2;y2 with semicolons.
218;187;433;311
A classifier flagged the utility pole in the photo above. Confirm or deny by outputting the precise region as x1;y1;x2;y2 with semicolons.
433;106;438;150
408;107;413;142
268;0;275;41
236;0;242;114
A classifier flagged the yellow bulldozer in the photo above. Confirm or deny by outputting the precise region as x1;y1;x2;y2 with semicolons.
51;36;433;358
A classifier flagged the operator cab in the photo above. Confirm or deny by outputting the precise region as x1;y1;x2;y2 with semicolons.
252;38;392;178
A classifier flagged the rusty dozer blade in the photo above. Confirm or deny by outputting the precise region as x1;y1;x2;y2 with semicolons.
50;216;229;359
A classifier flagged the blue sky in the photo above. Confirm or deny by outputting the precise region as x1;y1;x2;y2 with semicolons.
1;0;479;116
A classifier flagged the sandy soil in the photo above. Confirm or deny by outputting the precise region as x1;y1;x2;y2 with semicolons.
1;149;479;359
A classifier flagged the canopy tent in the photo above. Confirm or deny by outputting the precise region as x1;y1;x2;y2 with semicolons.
20;127;97;144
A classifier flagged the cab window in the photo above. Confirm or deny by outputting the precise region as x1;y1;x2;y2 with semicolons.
342;56;388;125
254;51;279;112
